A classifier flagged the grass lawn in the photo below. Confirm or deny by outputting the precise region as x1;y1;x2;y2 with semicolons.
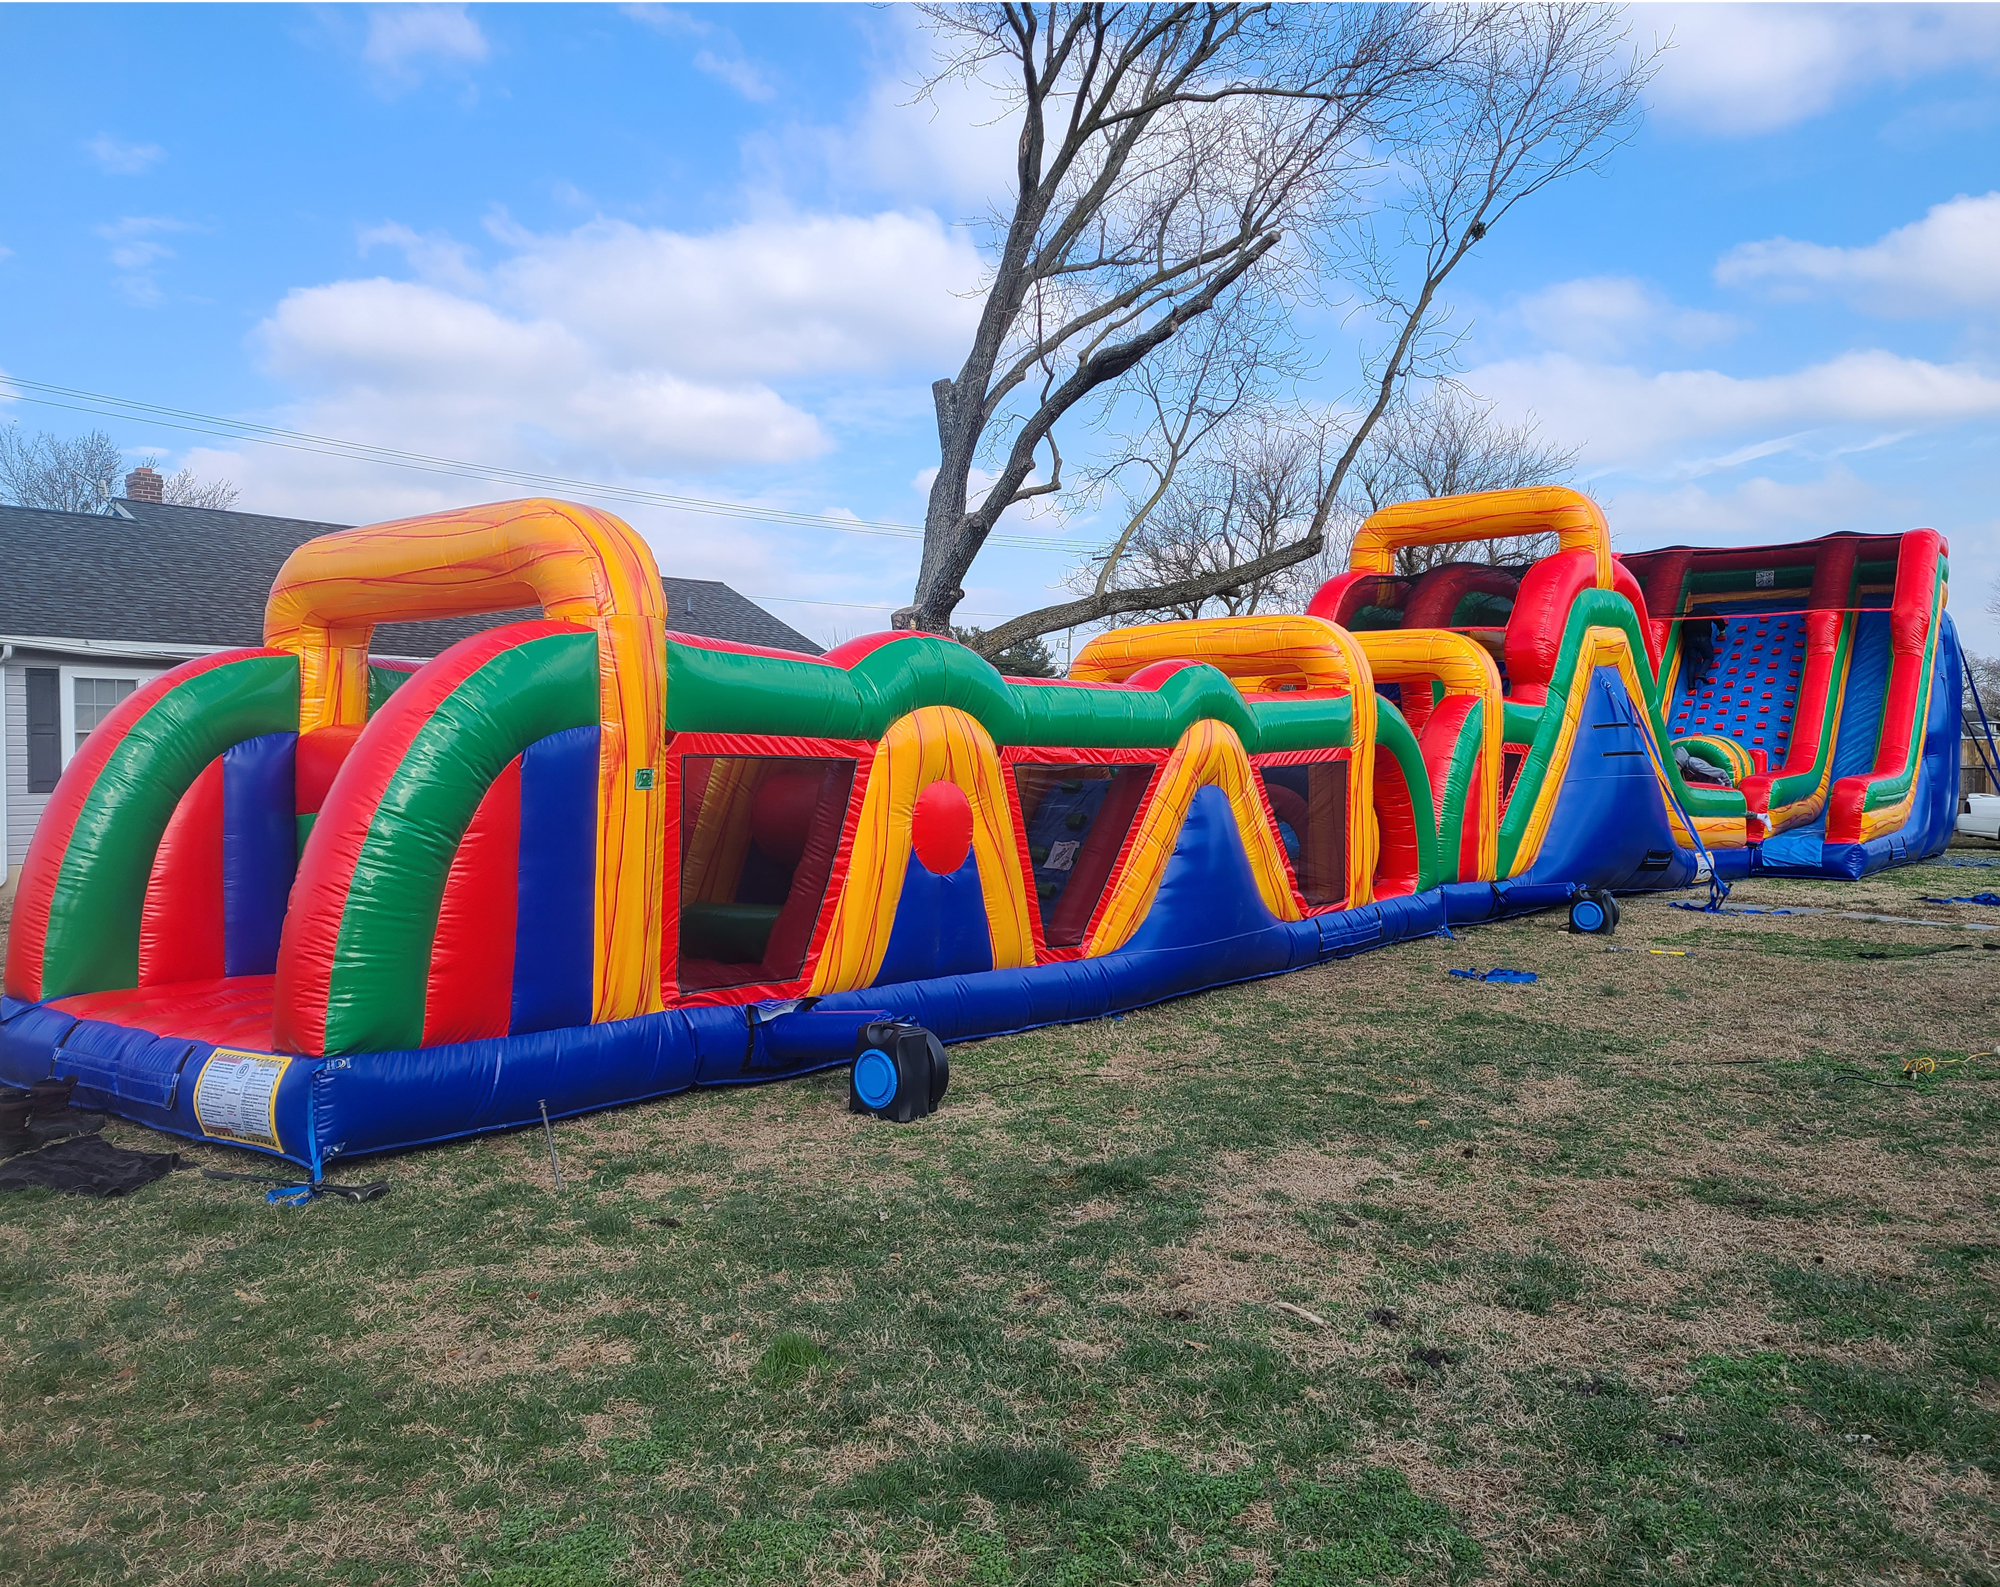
3;855;1997;1585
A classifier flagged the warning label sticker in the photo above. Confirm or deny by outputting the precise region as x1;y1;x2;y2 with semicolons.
192;1050;291;1151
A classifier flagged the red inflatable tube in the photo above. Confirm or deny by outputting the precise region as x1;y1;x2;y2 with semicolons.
1307;572;1412;628
137;757;226;986
1415;693;1482;877
423;758;523;1046
1503;552;1594;705
1503;553;1656;705
1827;529;1943;841
1625;548;1692;666
1610;560;1657;675
295;724;363;816
273;619;585;1055
1401;564;1520;630
1371;752;1422;899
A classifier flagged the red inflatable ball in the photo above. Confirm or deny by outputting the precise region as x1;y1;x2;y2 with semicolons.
911;780;975;875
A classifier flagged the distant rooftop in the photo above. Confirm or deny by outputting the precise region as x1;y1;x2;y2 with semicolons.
0;497;822;657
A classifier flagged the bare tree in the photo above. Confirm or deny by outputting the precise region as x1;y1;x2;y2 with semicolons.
1346;383;1578;574
0;424;125;514
1063;383;1572;622
1966;647;2000;731
0;427;242;514
1072;287;1292;602
902;3;1445;635
140;456;243;511
950;624;1062;676
908;4;1652;660
1071;414;1331;619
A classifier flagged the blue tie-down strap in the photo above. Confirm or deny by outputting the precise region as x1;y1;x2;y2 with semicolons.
200;1168;390;1205
1448;967;1539;984
1919;893;2000;906
1671;901;1796;915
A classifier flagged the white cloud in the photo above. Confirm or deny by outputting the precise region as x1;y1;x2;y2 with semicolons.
168;423;924;649
1716;192;2000;314
94;216;190;307
259;277;826;470
1470;349;2000;467
625;5;777;102
1639;2;2000;136
1514;276;1737;357
191;198;995;571
85;134;165;175
359;220;485;292
178;430;826;578
1603;467;1897;545
490;211;983;379
732;7;1017;211
363;4;488;89
824;67;1020;208
694;48;775;102
247;204;981;487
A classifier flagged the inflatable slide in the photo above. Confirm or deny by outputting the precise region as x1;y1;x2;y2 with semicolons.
0;489;1962;1173
1623;533;1960;875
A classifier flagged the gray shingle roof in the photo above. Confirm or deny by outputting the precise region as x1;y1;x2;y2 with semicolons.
0;498;822;657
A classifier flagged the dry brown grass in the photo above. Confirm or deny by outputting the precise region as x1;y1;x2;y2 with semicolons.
4;866;1997;1585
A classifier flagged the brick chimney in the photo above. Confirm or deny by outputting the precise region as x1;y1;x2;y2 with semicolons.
124;466;164;503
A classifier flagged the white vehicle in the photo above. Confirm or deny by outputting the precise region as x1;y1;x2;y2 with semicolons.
1960;793;2000;841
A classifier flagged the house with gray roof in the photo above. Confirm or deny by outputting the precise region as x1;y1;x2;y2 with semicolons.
0;469;820;895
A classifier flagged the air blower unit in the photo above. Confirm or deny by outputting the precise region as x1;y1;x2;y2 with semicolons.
1567;887;1620;935
849;1021;950;1122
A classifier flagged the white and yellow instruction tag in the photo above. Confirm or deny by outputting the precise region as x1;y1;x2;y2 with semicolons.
192;1050;292;1151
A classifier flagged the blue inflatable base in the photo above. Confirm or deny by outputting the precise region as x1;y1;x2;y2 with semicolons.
0;874;1602;1173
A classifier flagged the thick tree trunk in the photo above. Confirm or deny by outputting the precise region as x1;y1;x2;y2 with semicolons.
900;378;982;632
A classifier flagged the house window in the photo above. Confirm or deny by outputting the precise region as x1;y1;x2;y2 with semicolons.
73;676;138;753
57;667;158;769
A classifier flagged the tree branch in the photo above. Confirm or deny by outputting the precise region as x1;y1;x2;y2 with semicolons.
969;525;1327;659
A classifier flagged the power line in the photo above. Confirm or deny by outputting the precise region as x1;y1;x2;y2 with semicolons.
750;592;1010;619
0;374;1075;555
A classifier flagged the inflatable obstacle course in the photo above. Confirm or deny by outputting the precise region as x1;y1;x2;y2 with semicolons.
0;488;1962;1171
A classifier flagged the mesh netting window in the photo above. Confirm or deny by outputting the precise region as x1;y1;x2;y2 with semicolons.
1257;759;1348;907
677;755;856;990
1011;763;1155;947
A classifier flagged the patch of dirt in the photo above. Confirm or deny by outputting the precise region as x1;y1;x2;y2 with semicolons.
1865;1451;2000;1576
1158;1090;1979;1392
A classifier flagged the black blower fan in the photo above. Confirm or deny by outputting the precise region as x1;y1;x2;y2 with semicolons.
849;1021;950;1122
1567;887;1620;935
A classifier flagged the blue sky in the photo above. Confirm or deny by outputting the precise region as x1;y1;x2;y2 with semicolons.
1;3;1997;650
